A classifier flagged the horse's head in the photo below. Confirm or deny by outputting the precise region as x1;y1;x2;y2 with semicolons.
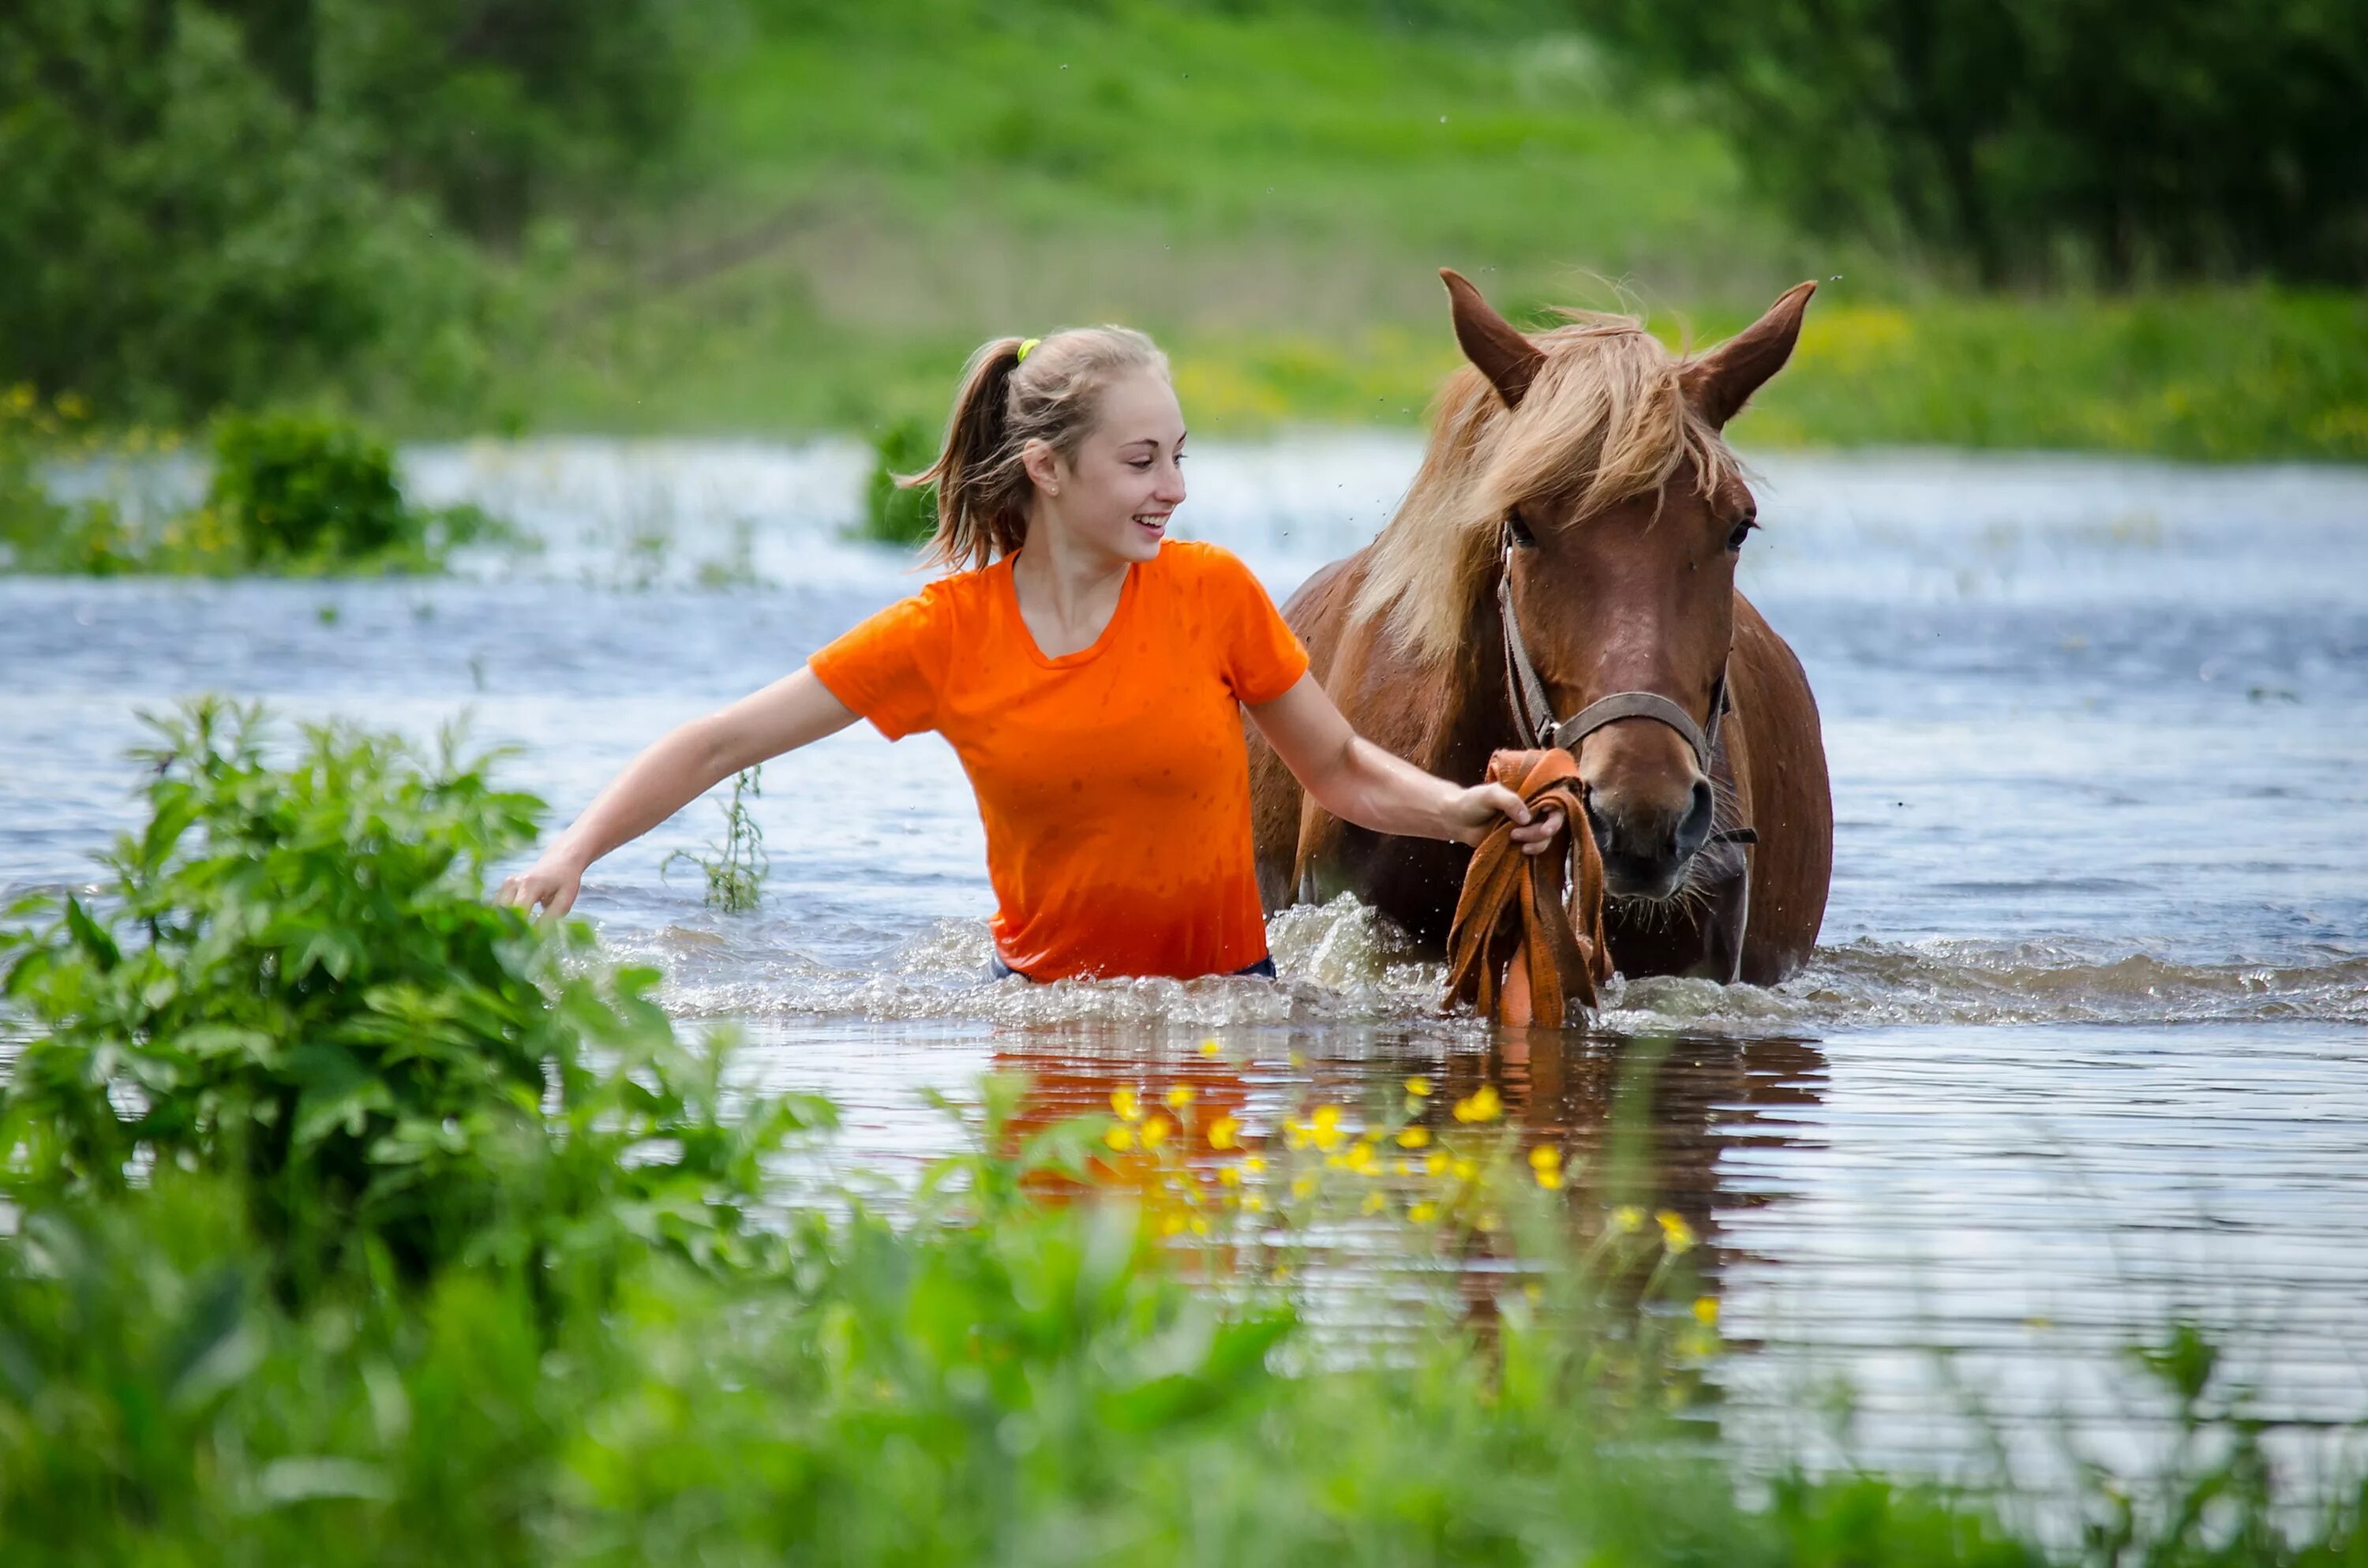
1402;271;1813;901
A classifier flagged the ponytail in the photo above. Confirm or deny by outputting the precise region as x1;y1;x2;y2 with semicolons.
900;325;1170;571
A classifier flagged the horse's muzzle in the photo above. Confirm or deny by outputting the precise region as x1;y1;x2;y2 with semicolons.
1585;777;1714;898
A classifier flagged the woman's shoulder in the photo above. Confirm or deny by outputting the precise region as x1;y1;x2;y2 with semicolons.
903;556;1010;613
1154;537;1257;589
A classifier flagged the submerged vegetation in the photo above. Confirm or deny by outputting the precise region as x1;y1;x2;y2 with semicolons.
661;765;771;911
861;414;941;546
0;403;506;576
1;704;2363;1563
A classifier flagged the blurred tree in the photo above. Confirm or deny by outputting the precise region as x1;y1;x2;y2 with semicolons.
1569;0;2368;285
0;0;703;418
0;2;474;417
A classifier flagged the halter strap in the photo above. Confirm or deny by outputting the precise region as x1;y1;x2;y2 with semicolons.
1497;538;1728;772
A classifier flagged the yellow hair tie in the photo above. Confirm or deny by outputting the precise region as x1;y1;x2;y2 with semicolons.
1016;337;1041;363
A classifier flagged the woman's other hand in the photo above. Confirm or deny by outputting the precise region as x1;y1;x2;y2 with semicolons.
1448;784;1564;854
497;853;585;918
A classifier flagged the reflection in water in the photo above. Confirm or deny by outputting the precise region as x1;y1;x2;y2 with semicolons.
974;1022;1830;1342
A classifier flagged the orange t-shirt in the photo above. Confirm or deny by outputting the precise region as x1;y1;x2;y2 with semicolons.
807;541;1310;980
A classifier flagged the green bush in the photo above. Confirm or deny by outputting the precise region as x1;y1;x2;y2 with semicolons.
0;698;825;1304
206;411;410;560
860;413;941;546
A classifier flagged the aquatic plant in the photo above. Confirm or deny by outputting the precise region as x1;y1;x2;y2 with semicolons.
0;699;822;1304
199;411;504;574
0;405;511;578
661;765;770;911
860;413;939;545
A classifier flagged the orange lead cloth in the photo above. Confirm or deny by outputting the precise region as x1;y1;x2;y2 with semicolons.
1442;749;1613;1026
807;541;1309;981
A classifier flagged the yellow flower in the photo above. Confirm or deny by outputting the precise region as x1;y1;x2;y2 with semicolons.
1242;1156;1265;1175
1452;1085;1502;1124
1189;1214;1211;1237
1392;1159;1412;1177
1527;1145;1564;1188
54;391;89;421
1312;1124;1344;1154
1141;1115;1171;1148
1361;1191;1388;1215
1207;1113;1241;1151
1291;1175;1316;1201
1283;1120;1312;1151
1198;1038;1222;1057
1111;1087;1143;1122
1655;1210;1697;1252
1243;1194;1265;1213
1344;1141;1380;1176
1218;1165;1242;1188
1396;1127;1429;1149
1404;1076;1432;1098
1410;1202;1439;1223
1692;1297;1719;1327
1165;1085;1195;1109
1104;1125;1135;1152
1424;1153;1448;1178
1451;1158;1478;1183
1161;1211;1187;1237
1613;1205;1644;1233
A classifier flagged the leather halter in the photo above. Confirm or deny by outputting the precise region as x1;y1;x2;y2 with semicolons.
1496;534;1729;769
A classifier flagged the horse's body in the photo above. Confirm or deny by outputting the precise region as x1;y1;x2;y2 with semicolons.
1250;273;1833;989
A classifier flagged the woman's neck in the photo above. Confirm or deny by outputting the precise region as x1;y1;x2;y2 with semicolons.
1009;524;1137;658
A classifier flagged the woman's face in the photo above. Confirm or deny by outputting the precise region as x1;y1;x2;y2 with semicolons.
1028;370;1187;565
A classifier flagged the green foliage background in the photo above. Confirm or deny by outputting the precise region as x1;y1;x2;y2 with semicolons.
3;0;2366;458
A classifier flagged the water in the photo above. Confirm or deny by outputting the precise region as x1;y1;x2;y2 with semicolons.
4;436;2366;1489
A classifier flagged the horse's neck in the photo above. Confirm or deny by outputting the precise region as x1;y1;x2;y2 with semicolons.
1418;580;1523;781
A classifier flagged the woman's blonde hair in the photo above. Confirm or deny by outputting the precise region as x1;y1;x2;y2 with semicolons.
905;326;1170;571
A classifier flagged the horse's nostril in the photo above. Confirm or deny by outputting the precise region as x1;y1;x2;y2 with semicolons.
1677;778;1714;855
1581;788;1615;853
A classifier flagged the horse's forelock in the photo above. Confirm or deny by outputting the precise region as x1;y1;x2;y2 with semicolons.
1357;318;1737;664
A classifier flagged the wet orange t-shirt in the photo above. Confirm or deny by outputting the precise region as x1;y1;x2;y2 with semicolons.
807;541;1309;980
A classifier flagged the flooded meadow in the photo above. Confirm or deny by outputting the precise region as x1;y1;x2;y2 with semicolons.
5;436;2365;1498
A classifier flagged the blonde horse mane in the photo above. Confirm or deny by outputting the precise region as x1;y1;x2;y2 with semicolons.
1354;312;1740;665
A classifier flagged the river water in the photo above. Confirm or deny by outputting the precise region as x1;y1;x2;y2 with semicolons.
4;436;2365;1493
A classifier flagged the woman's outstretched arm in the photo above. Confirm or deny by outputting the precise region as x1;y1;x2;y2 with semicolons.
497;667;860;916
1246;671;1562;852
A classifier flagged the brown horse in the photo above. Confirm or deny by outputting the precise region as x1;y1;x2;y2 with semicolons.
1250;271;1832;989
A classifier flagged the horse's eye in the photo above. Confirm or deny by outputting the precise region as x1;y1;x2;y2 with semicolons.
1507;510;1537;548
1725;515;1756;552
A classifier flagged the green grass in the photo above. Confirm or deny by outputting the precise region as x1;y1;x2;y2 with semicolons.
448;0;2368;461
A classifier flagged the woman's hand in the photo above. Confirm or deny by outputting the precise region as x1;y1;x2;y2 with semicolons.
497;851;586;919
1447;783;1565;854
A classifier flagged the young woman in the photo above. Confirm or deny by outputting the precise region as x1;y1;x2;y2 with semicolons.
498;327;1560;980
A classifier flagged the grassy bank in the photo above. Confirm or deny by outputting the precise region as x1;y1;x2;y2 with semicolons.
2;702;2363;1564
468;0;2368;461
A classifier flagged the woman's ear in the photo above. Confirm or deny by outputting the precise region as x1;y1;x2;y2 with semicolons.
1019;437;1064;496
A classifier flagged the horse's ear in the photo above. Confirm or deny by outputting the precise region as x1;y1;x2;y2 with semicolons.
1680;280;1817;429
1441;268;1545;410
